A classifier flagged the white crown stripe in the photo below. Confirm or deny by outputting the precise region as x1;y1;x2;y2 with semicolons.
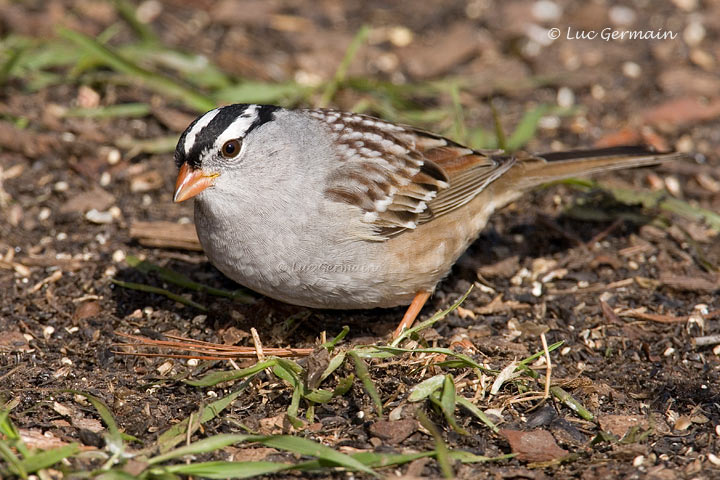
184;109;221;155
212;105;260;154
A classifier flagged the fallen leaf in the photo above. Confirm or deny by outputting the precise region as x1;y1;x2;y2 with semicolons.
60;186;115;214
599;414;647;438
641;96;720;130
500;429;569;462
368;419;418;445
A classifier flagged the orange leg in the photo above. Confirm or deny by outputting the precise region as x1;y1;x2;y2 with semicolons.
392;291;431;339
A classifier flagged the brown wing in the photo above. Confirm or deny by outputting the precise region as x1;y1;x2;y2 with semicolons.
311;109;515;239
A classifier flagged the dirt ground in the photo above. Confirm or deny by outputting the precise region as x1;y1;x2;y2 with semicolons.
1;0;720;478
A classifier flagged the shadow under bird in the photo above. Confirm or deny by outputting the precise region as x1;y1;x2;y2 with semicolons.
173;104;684;337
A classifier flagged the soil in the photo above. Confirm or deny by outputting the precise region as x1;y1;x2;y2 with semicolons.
1;0;720;478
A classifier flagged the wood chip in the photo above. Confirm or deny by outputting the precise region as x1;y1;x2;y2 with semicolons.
129;221;202;251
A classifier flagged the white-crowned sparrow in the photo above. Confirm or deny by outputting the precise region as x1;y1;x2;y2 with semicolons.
173;104;682;336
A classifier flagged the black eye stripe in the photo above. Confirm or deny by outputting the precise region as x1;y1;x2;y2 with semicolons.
176;104;279;169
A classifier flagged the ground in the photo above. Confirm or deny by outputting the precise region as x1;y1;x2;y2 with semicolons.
1;0;720;478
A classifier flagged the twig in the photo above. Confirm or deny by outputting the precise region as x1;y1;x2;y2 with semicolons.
250;327;265;361
541;333;551;400
129;221;202;251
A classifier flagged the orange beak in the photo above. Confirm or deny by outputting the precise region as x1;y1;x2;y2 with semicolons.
173;163;219;203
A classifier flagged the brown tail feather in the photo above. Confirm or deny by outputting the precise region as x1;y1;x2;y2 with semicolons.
496;146;686;192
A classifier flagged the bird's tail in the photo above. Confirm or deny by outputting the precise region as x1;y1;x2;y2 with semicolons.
495;146;685;192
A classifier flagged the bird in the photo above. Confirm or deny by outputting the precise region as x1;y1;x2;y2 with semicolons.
173;104;683;338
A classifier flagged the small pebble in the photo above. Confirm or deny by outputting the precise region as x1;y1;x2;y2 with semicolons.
61;357;73;366
531;281;543;297
100;171;111;187
43;326;55;340
556;87;574;108
676;135;694;152
38;207;51;221
591;84;606;100
663;347;675;357
109;206;122;219
664;176;682;197
137;0;163;23
671;0;697;10
531;0;562;21
112;249;126;263
683;21;705;46
106;148;121;165
622;62;641;78
157;361;174;375
539;115;560;129
56;232;67;241
690;49;714;70
85;209;114;224
609;5;636;25
54;181;69;192
709;453;720;466
387;26;413;47
633;455;644;467
561;346;571;355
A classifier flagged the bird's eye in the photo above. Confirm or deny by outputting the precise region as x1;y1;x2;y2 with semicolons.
221;139;241;158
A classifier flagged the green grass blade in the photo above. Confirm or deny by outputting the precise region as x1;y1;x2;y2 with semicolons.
490;100;507;152
114;0;160;44
156;460;293;478
391;286;473;346
215;81;310;105
439;375;468;435
448;82;466;143
416;409;453;478
320;352;346;382
507;105;577;151
456;396;498;433
322;326;349;352
517;341;564;368
185;359;276;387
449;451;515;463
260;436;377;476
375;346;493;373
550;386;594;421
126;255;254;303
110;279;207;311
155;381;250;453
408;374;444;402
332;375;354;396
58;27;215;112
66;391;122;439
317;25;371;107
295;451;433;471
0;440;26;478
19;444;81;474
348;350;383;416
149;434;258;464
62;103;151;119
0;46;25;86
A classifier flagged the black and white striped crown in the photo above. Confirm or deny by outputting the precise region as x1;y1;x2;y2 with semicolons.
175;104;279;169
